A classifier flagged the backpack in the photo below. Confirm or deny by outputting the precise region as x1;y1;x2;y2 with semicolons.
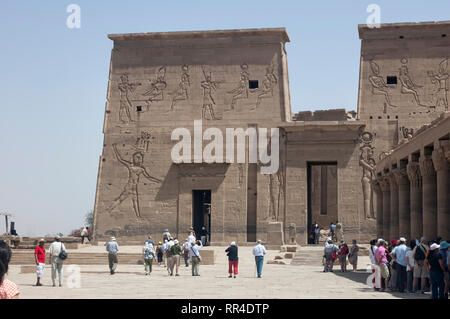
414;245;426;261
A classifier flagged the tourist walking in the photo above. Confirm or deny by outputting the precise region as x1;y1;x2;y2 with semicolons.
329;223;336;241
439;241;449;298
335;221;343;243
252;240;267;278
49;235;66;287
190;240;202;276
369;239;381;290
161;239;168;267
156;241;164;266
375;239;390;292
169;239;182;276
405;240;416;294
388;239;397;291
200;226;208;246
143;241;155;275
348;239;359;272
188;231;196;245
34;238;46;286
80;227;90;244
106;237;119;275
338;240;349;272
413;237;429;294
313;222;320;244
162;229;171;242
182;238;191;267
225;241;238;278
0;240;19;299
426;243;446;299
145;235;154;246
392;237;408;293
323;239;338;272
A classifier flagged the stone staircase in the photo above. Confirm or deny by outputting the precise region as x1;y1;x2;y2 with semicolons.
290;245;325;266
9;249;215;265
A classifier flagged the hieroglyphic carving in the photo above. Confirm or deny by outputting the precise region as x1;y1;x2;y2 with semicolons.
254;62;278;109
368;60;396;107
432;147;450;172
108;144;161;218
359;131;376;219
171;65;190;110
238;164;244;187
228;63;250;110
398;57;426;107
399;126;414;145
201;67;221;120
143;66;167;109
133;131;151;153
406;162;421;187
118;74;141;123
428;58;449;111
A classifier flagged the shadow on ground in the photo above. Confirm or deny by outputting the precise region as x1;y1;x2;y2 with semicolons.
331;270;430;300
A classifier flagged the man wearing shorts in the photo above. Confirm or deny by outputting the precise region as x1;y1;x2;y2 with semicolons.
375;239;390;291
413;237;429;293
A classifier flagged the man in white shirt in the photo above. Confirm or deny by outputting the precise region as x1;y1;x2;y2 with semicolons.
49;236;66;287
188;231;196;245
392;237;409;293
190;240;203;276
252;240;267;278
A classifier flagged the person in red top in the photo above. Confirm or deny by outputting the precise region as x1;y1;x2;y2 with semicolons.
34;239;46;286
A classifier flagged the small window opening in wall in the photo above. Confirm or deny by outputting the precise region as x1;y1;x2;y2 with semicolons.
378;116;382;119
136;106;142;112
102;158;106;162
399;35;404;39
370;116;373;119
249;80;258;89
387;115;390;119
387;76;397;85
395;115;398;119
442;34;447;37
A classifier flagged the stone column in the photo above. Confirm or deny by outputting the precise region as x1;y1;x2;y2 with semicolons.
371;179;383;238
378;178;390;240
407;162;422;240
387;173;399;240
432;145;450;240
393;168;410;240
419;156;437;240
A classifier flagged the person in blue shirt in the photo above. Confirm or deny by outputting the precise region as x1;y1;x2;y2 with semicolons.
106;237;119;275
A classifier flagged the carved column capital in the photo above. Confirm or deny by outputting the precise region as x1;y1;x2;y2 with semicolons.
407;162;422;187
387;173;397;192
438;140;450;162
419;156;436;177
432;147;450;172
378;178;390;192
393;168;409;185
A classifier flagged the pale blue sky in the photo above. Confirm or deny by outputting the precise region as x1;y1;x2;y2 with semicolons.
0;1;448;236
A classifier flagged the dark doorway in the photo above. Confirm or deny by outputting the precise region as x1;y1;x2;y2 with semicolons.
307;162;338;244
192;190;211;245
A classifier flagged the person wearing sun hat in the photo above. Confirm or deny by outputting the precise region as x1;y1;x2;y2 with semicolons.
426;243;445;299
34;239;46;286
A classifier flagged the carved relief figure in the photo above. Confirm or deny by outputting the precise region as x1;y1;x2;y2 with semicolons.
171;65;190;109
368;61;396;107
428;58;449;111
228;63;250;110
201;67;220;120
143;66;167;108
254;63;278;109
133;131;151;153
118;74;141;123
398;58;426;107
399;126;414;144
108;144;161;218
359;131;376;219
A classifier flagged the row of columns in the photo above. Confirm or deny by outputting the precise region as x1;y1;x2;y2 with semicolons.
372;142;450;241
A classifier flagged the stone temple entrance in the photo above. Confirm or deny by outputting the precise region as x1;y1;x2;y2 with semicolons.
307;162;338;243
192;190;211;244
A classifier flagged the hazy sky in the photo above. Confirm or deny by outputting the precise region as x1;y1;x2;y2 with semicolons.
0;0;449;236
